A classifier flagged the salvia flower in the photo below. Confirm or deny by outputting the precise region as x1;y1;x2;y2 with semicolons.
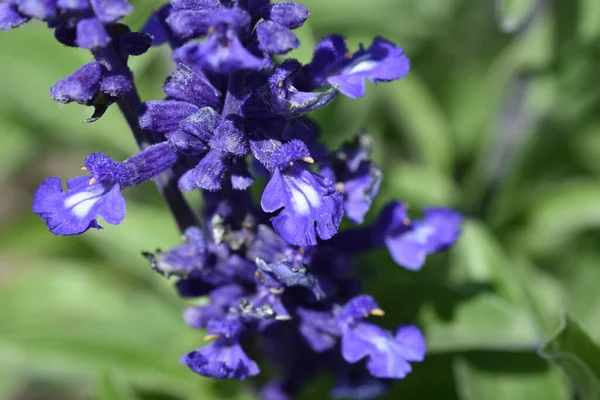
375;201;463;270
33;142;177;235
7;0;465;397
181;318;260;379
1;0;133;48
261;140;343;246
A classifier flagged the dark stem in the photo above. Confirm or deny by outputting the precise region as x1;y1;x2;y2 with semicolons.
92;35;199;233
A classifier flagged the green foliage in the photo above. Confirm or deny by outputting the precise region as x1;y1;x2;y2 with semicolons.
540;314;600;400
0;0;599;398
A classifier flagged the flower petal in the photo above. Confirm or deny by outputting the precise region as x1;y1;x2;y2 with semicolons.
257;20;299;55
32;176;125;235
50;62;104;105
0;3;28;30
164;64;221;109
268;2;309;29
75;18;111;48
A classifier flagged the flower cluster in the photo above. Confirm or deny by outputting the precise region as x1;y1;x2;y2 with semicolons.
1;0;153;121
5;0;463;398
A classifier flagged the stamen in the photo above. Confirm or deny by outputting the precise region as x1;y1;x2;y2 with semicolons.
302;157;315;164
277;81;284;88
80;166;87;171
275;315;292;321
89;177;97;185
269;288;284;295
336;182;345;193
370;308;385;316
255;270;264;282
289;161;294;166
203;333;221;341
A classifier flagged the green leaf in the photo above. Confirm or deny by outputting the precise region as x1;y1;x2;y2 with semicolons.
449;220;564;336
494;0;538;33
422;293;539;353
578;0;600;42
383;74;454;173
540;314;600;400
384;163;460;207
0;117;37;179
513;180;600;257
0;259;201;398
97;374;138;400
454;354;569;400
558;244;600;339
449;220;526;304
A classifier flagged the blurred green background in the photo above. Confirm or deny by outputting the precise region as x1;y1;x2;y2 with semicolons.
2;0;600;398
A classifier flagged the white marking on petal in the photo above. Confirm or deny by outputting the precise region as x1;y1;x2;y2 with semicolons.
346;60;377;75
409;225;435;244
372;336;391;352
63;185;106;219
290;180;321;215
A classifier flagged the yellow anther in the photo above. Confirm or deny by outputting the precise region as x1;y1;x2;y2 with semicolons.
269;288;285;295
81;166;87;171
203;334;221;341
370;308;385;317
255;270;265;282
302;156;315;164
89;177;97;185
336;182;345;193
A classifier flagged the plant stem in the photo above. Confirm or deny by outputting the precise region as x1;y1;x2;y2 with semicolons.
92;37;199;233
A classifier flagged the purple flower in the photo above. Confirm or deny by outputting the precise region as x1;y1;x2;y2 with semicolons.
83;142;177;187
32;176;125;235
171;8;263;74
9;0;466;392
0;3;29;30
341;323;426;379
255;258;325;300
50;61;134;106
321;133;382;224
261;140;343;247
375;202;463;270
175;107;247;191
183;284;245;329
181;319;260;380
5;0;133;50
32;143;177;236
50;62;105;105
141;4;180;47
338;296;426;379
166;0;220;39
299;36;410;98
297;307;339;352
241;59;338;119
163;64;221;110
75;17;111;48
144;226;206;278
255;2;308;55
14;0;57;20
89;0;132;24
